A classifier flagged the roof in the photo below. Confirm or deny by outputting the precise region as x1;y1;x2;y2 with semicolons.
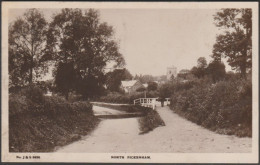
121;80;138;87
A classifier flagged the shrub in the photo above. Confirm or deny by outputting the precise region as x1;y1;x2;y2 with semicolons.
9;94;31;116
9;90;98;152
9;87;93;116
170;78;252;137
138;110;165;134
20;85;44;103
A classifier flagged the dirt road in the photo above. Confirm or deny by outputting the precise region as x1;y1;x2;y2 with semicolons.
56;106;251;153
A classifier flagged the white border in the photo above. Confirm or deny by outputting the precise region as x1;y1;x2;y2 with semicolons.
2;2;259;163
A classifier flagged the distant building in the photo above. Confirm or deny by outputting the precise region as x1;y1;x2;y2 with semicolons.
143;83;148;88
167;66;177;80
121;80;144;93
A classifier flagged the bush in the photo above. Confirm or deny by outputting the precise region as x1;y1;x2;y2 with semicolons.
9;90;98;152
170;78;252;137
9;94;31;116
10;93;93;116
138;110;165;134
20;85;44;103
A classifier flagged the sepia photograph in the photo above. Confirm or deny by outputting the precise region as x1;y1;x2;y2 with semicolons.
1;1;259;163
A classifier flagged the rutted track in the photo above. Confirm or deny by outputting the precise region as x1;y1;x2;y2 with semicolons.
56;106;251;153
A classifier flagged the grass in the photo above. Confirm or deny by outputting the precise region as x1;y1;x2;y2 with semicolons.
9;109;100;152
138;110;165;134
9;88;100;152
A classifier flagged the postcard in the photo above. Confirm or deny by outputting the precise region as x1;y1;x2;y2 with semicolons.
2;1;259;163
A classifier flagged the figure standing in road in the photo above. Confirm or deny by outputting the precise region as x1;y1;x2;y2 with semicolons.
158;97;166;107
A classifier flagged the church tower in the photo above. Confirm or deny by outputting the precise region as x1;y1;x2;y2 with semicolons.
167;66;177;80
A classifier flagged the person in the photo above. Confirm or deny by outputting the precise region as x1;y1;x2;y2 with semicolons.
158;97;166;107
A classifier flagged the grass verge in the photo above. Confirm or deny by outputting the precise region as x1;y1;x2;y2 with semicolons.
9;87;100;152
138;110;165;134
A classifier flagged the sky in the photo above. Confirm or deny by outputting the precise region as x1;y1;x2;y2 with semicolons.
9;8;231;77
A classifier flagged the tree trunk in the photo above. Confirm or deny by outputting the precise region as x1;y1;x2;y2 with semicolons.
29;56;33;84
241;41;248;79
29;40;34;84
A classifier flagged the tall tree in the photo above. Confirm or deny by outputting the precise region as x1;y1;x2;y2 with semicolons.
197;57;207;69
177;69;191;80
147;81;158;91
55;62;77;100
134;74;155;83
207;60;226;83
9;9;49;87
158;83;174;99
191;57;208;78
105;68;132;92
48;9;125;98
213;9;252;77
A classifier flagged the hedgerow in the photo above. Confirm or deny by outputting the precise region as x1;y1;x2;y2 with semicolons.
170;78;252;137
9;85;99;152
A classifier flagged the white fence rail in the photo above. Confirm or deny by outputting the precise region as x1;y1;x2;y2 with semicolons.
134;98;171;110
134;98;157;110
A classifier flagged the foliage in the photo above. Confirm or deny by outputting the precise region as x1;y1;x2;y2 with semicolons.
9;90;98;152
48;8;125;99
9;85;93;116
76;74;107;99
54;62;77;99
158;83;174;99
20;84;45;103
213;9;252;77
136;86;146;92
170;78;252;137
207;60;226;82
138;110;165;134
191;57;226;83
197;57;207;69
147;81;158;91
158;75;167;82
177;69;190;79
35;81;52;93
191;57;208;78
105;68;132;92
134;74;155;83
9;9;49;87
